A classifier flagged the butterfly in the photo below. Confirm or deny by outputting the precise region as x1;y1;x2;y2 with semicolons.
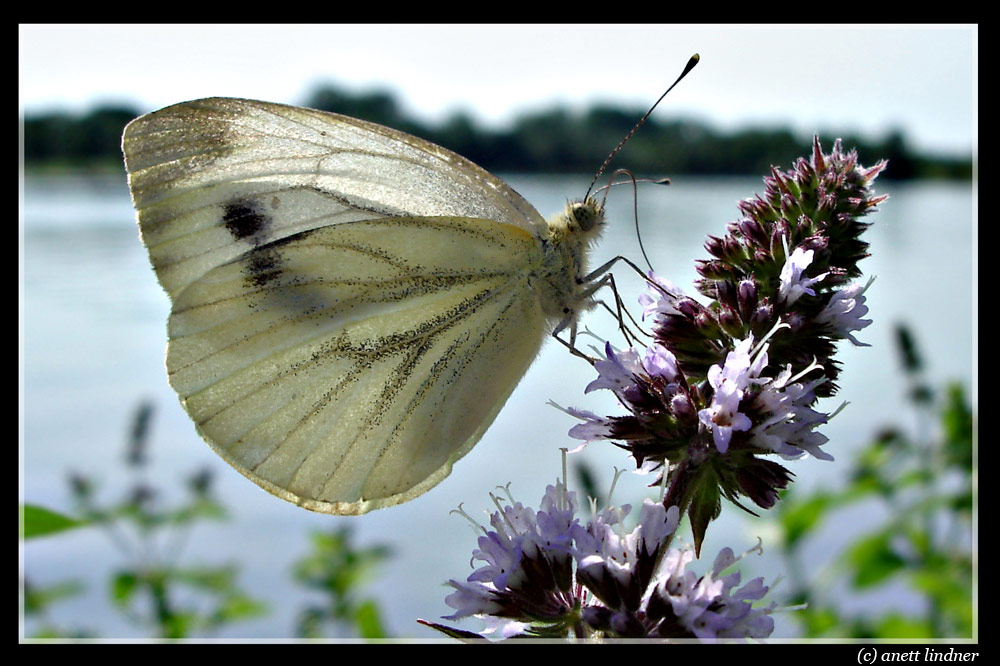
122;97;608;515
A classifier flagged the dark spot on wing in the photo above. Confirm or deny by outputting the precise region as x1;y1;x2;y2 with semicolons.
223;198;271;241
244;247;285;288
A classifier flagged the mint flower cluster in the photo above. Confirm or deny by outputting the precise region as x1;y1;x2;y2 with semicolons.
430;138;885;640
569;138;886;548
424;482;777;640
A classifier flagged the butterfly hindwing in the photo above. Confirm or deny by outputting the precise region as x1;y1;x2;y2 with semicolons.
163;216;548;514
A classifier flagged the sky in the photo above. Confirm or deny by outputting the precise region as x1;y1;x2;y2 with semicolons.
20;24;976;157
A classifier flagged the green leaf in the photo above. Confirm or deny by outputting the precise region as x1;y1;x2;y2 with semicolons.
174;564;237;592
167;497;228;525
295;607;326;639
110;571;139;606
211;594;269;625
911;556;973;622
24;579;86;613
163;610;196;639
779;493;831;548
687;469;721;557
796;607;841;637
354;599;388;639
21;504;87;539
872;613;933;639
941;383;973;470
847;533;906;588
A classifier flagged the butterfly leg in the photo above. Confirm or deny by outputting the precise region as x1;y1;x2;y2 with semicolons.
579;255;657;346
551;254;660;362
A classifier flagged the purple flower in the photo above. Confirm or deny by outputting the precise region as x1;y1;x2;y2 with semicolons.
564;138;885;546
778;246;829;305
443;482;580;629
698;379;752;453
643;344;680;383
818;277;874;346
748;363;834;461
585;342;644;397
696;336;767;453
563;406;614;450
435;476;774;640
652;543;777;640
639;272;688;322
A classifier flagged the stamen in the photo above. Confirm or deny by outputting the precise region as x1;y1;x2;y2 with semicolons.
743;536;764;559
752;321;791;357
495;482;516;506
450;502;487;536
546;400;573;418
490;491;515;533
606;466;626;508
828;401;849;419
860;275;877;294
788;356;825;384
559;448;569;511
657;466;669;503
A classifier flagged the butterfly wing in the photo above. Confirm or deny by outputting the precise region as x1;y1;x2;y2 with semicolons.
167;217;549;514
122;98;553;514
122;97;548;300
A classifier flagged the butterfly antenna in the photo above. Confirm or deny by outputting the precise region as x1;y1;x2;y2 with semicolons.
632;178;660;274
599;168;664;274
585;53;700;201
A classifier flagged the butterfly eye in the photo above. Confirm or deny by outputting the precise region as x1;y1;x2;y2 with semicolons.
570;200;601;232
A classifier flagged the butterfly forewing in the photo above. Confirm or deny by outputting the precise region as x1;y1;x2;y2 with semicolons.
122;97;547;300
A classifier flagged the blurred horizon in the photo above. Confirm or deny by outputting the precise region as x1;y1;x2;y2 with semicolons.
20;25;977;158
21;81;972;182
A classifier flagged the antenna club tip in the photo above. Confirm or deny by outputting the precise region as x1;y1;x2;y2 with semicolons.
683;54;700;75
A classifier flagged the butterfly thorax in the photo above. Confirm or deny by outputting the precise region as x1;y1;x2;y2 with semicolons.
536;197;606;325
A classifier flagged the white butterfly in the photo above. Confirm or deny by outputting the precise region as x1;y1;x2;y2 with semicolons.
122;97;607;515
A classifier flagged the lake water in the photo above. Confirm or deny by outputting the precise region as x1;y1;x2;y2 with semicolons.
21;169;975;639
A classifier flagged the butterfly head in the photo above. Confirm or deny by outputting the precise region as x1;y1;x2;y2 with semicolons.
568;197;605;234
548;197;605;249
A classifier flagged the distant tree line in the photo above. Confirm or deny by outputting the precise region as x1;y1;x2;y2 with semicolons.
22;84;972;181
